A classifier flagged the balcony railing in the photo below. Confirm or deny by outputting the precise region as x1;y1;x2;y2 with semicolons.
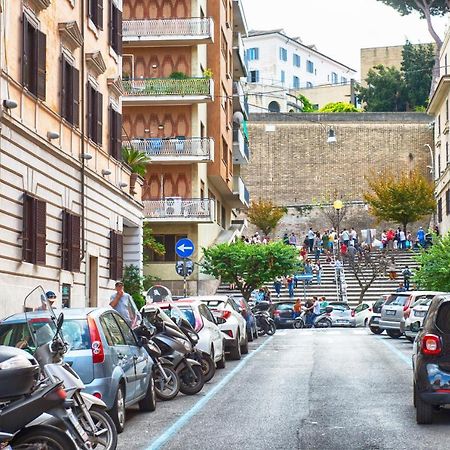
233;33;247;76
123;18;214;42
143;198;214;221
233;81;249;118
123;78;213;98
232;176;250;207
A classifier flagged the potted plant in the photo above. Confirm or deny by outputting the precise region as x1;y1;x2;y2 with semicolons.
121;146;150;195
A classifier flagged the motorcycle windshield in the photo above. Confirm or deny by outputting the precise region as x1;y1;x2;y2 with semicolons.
23;286;57;349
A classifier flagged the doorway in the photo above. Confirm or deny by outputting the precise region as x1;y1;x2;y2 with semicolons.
88;256;98;307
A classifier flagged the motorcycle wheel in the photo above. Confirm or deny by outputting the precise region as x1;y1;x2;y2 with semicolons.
293;319;304;329
179;365;205;395
77;405;118;450
154;364;180;401
200;352;216;383
12;425;77;450
267;321;276;335
315;318;331;328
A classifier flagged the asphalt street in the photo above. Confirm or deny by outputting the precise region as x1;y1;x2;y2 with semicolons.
117;329;450;450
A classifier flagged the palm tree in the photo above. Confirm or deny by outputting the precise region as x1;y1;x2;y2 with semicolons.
121;146;150;194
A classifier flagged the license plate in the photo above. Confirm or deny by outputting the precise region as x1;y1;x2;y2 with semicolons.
414;311;426;317
336;320;348;323
386;310;396;316
372;317;380;323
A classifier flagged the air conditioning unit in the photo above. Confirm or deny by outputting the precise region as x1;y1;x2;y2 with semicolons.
164;197;182;216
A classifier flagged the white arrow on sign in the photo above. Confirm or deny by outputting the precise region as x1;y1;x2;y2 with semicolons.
177;244;193;253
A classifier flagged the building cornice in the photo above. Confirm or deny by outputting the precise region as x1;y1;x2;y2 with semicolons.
107;77;124;98
25;0;51;13
58;21;83;51
86;51;107;77
427;75;450;115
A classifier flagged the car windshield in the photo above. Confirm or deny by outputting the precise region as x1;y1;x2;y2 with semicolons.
328;303;350;310
436;302;450;334
203;300;225;308
276;304;294;310
387;295;409;306
0;319;55;351
177;307;196;328
61;319;91;351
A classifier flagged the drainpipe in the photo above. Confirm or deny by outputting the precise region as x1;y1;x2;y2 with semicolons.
80;2;87;267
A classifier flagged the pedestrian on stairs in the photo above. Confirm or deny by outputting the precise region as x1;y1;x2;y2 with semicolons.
313;233;321;261
307;228;315;252
289;232;297;246
274;276;283;298
283;232;289;245
387;256;397;280
287;276;295;298
402;266;413;290
313;261;323;285
399;229;406;250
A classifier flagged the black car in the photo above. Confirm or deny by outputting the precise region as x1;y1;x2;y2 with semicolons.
271;301;297;328
368;295;389;335
412;293;450;424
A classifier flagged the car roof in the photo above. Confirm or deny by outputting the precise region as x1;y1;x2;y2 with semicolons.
184;295;231;302
1;307;112;323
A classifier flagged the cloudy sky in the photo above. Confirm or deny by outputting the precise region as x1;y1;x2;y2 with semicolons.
241;0;449;74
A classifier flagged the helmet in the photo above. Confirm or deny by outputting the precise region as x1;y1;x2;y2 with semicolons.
45;291;57;300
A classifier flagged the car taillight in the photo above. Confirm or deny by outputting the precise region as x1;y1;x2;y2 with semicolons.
351;310;355;317
223;330;233;338
88;316;105;364
273;310;280;317
404;308;411;319
221;310;232;320
421;334;442;356
93;392;102;399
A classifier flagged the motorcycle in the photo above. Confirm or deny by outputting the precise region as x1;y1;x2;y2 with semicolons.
293;306;333;329
250;302;276;336
140;305;205;395
23;286;117;450
0;345;77;450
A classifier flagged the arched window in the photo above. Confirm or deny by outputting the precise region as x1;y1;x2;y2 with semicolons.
268;101;280;113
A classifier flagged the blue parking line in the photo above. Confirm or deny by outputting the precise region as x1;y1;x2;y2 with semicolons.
376;336;412;367
146;336;274;450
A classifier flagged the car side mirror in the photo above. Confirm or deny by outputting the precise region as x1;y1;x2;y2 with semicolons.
137;336;148;347
325;306;333;314
216;317;226;325
410;321;422;333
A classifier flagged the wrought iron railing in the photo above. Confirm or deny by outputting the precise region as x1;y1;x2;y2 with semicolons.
126;137;213;159
143;198;214;220
123;78;213;97
123;18;213;39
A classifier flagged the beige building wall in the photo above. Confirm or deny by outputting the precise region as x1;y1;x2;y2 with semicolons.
294;83;355;110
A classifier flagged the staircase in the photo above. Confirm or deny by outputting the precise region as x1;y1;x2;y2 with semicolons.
216;250;420;307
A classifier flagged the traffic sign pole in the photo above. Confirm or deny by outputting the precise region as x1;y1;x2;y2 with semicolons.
183;258;187;298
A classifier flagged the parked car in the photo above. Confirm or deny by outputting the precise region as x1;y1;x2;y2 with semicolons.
402;298;433;342
271;301;297;328
187;296;248;360
0;307;155;433
326;302;356;327
231;296;258;341
369;295;389;334
380;291;444;339
412;293;450;424
353;301;375;327
157;300;226;369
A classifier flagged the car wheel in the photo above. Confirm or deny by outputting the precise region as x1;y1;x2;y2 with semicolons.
415;383;433;424
386;329;402;339
369;326;383;335
139;375;157;412
216;348;226;369
229;332;242;360
247;328;254;342
241;333;249;354
413;381;417;408
293;319;304;329
109;384;126;433
253;324;259;339
200;351;216;383
364;318;368;327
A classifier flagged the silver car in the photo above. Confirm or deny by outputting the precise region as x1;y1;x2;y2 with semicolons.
326;302;356;327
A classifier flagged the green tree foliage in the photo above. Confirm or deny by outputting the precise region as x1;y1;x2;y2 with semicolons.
247;199;287;236
414;233;450;291
143;223;165;264
121;146;150;176
363;169;436;232
401;41;435;109
297;94;318;112
318;102;359;112
201;241;299;300
357;65;408;112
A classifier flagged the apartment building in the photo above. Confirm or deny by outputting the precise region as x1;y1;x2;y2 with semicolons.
244;29;356;113
0;0;143;316
122;0;249;294
428;24;450;236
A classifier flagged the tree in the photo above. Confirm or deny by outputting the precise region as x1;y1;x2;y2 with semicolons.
363;169;436;232
143;223;165;264
318;203;349;230
201;241;299;300
414;233;450;291
357;65;408;112
319;102;359;112
297;94;317;112
247;199;286;236
401;41;435;109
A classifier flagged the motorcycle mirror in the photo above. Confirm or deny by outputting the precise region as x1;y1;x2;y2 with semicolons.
56;312;64;335
216;317;226;325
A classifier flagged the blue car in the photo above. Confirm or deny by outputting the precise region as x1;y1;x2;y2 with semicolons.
0;307;155;433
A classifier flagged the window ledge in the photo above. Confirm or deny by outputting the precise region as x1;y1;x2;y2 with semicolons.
26;0;51;12
109;47;119;64
87;19;99;39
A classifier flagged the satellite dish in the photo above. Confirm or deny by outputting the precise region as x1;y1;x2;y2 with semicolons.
146;285;173;303
233;111;244;124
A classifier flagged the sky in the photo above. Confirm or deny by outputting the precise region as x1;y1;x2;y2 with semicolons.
241;0;449;74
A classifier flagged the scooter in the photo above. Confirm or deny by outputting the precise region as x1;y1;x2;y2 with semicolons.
293;307;333;329
250;302;276;336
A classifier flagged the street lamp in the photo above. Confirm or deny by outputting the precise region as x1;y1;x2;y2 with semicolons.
333;199;343;246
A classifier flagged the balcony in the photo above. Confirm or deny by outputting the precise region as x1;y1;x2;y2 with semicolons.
231;176;250;208
126;137;214;164
122;77;214;105
233;81;249;119
143;198;215;222
123;17;214;47
233;33;247;78
233;125;249;164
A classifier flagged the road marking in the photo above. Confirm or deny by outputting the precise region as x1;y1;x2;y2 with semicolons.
145;336;274;450
376;336;412;367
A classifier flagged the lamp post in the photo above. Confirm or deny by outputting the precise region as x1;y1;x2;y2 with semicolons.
333;199;343;252
333;199;344;302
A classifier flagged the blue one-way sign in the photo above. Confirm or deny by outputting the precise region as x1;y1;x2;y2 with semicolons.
175;238;195;258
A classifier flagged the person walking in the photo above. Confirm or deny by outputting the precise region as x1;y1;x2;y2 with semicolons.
341;228;350;247
288;232;297;246
283;232;289;245
417;227;425;247
307;228;315;252
304;260;313;285
293;298;302;317
313;261;323;285
402;265;413;290
287;276;295;298
274;276;283;298
110;281;140;327
396;282;406;292
399;229;406;250
387;257;397;280
313;233;321;262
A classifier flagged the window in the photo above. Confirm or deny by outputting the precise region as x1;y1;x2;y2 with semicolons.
436;302;450;333
221;205;226;229
109;2;122;55
280;70;285;84
248;70;259;83
438;114;441;135
446;190;450;216
87;83;103;145
306;60;314;74
89;0;103;29
100;314;125;346
268;101;280;112
293;53;301;67
293;76;300;89
446;54;448;75
146;234;187;262
22;15;46;100
341;76;347;84
247;48;259;61
331;72;338;84
109;107;122;160
22;194;46;265
114;315;137;346
109;230;123;280
438;154;441;176
221;28;227;57
446;99;449;123
61;56;79;126
222;137;228;165
279;47;287;61
446;142;449;164
61;211;81;272
306;81;313;88
438;198;443;223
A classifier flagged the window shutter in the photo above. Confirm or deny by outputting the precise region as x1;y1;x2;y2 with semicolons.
96;91;103;145
22;16;30;89
72;67;80;127
87;84;93;140
61;57;67;119
116;8;122;56
109;107;114;157
108;2;113;47
115;111;122;160
97;0;103;29
22;194;33;262
116;232;123;280
110;231;117;280
37;30;47;100
69;214;81;272
34;199;47;265
61;210;69;269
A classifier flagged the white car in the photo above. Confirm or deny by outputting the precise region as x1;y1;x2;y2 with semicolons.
353;301;375;327
157;301;226;369
404;297;433;342
188;296;248;360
